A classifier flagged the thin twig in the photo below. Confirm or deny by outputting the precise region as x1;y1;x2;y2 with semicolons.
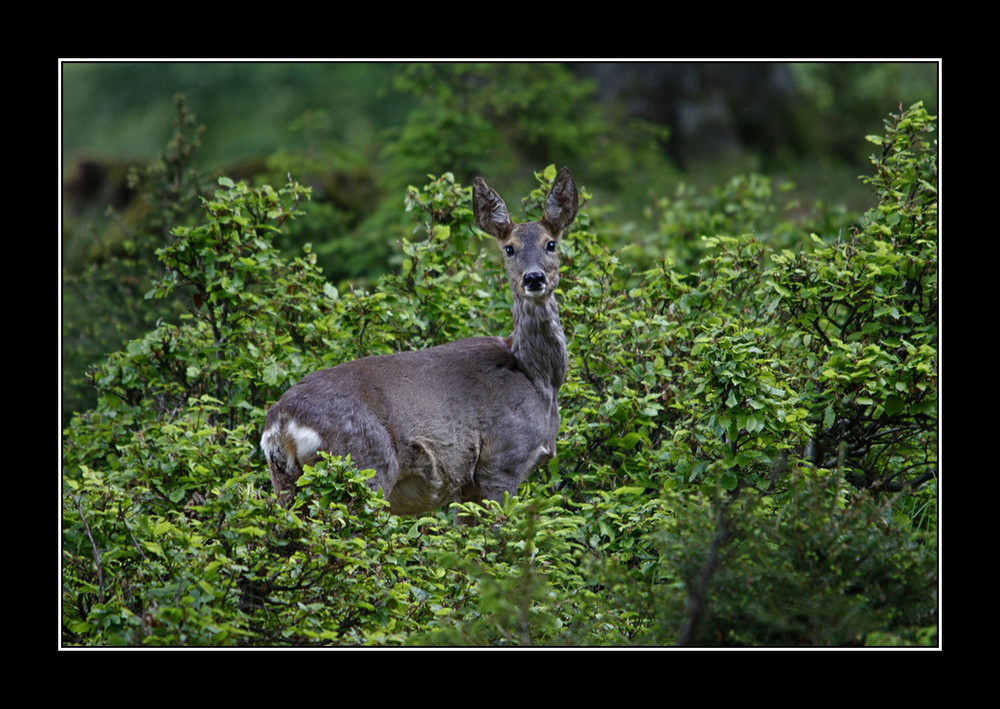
74;497;104;604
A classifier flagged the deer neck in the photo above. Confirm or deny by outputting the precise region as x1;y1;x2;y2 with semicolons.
508;294;567;392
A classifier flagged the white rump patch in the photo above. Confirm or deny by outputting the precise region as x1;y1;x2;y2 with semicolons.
287;421;322;464
261;420;323;467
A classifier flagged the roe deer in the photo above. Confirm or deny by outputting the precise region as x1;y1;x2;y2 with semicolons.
260;168;579;520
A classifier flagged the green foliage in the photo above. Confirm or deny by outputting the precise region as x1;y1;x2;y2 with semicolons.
86;176;320;423
62;96;211;423
650;472;937;646
63;103;938;647
766;102;938;496
384;63;673;204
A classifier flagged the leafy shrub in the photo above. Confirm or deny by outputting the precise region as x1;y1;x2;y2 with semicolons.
62;96;209;422
62;105;937;647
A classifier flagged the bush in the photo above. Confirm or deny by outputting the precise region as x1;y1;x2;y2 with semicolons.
62;105;937;647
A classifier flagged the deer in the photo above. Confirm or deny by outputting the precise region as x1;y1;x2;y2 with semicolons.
260;167;579;521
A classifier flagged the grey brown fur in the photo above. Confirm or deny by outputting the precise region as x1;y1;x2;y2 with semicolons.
260;168;579;519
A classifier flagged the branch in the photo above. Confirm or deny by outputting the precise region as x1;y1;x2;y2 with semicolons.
74;497;104;604
676;500;732;647
884;468;937;493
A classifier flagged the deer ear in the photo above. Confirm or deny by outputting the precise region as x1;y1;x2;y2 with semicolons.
473;177;513;239
542;167;578;235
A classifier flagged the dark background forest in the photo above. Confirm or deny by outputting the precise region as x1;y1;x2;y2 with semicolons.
60;61;939;647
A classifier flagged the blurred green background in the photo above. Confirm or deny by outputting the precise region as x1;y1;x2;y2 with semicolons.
62;61;938;245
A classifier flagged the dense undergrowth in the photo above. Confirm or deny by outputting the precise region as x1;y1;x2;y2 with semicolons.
61;103;938;647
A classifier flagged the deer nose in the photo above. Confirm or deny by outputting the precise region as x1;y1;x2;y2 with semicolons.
522;271;547;293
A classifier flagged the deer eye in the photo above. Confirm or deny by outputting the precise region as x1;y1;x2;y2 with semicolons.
546;240;557;252
504;244;515;256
